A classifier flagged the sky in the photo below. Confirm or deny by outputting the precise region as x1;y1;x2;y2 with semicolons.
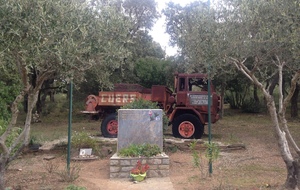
149;0;196;56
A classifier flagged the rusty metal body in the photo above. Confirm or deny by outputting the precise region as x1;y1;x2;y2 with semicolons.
82;73;221;139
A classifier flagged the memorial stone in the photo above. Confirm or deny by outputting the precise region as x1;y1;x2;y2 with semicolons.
117;109;163;152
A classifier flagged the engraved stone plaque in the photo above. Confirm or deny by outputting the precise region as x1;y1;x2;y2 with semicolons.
117;109;163;152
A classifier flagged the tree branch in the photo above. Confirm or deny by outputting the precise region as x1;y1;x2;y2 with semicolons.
0;140;9;156
281;70;300;155
228;56;254;82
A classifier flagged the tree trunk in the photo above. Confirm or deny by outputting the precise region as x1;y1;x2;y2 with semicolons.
23;94;28;113
264;91;299;189
290;83;299;118
268;72;279;95
36;91;42;114
220;82;226;118
36;79;56;114
253;85;259;103
229;56;300;190
0;163;5;190
49;90;55;102
284;159;300;190
24;90;39;144
0;157;7;190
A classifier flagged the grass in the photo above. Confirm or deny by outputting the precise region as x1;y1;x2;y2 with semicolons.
10;94;300;189
30;120;100;144
194;107;294;189
241;163;284;173
17;94;300;145
14;93;101;144
215;157;287;188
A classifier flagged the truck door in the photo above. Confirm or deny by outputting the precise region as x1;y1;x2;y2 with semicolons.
176;77;187;106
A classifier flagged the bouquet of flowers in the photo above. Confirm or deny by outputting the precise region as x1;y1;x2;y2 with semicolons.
130;160;149;175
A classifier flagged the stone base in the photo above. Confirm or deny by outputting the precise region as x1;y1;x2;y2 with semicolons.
110;153;169;178
71;155;99;161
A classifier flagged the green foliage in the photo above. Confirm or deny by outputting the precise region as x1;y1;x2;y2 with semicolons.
0;100;10;121
189;140;207;178
163;0;300;115
123;0;159;31
163;1;220;73
0;119;22;154
189;140;220;177
225;74;252;109
56;164;81;182
241;98;263;113
118;143;161;157
164;144;178;153
121;98;158;109
134;58;172;88
41;101;56;116
189;140;201;169
0;119;7;136
6;128;22;154
204;142;220;164
71;132;99;154
65;184;86;190
0;0;133;103
0;64;21;120
86;0;166;89
130;33;165;60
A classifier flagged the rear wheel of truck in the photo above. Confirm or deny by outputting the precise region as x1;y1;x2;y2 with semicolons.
172;114;204;139
101;113;118;138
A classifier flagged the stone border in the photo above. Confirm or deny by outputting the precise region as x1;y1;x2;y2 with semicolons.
110;153;169;178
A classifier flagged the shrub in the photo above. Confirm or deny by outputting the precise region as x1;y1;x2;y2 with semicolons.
118;143;161;157
189;140;220;178
241;98;263;113
56;164;81;182
71;131;99;155
0;78;20;121
43;160;59;174
121;98;158;109
204;142;220;164
0;119;22;155
189;140;206;177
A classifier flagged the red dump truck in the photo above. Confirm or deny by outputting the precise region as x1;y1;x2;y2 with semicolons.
82;73;221;139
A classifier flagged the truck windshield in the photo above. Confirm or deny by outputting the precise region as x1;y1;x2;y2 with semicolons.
188;78;208;92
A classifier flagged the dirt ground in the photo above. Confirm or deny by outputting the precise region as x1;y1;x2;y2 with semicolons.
5;115;289;190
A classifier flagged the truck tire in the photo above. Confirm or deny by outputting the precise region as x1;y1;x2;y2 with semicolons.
101;113;118;138
172;114;204;139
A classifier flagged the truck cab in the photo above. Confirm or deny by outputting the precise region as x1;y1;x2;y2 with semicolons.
169;73;221;138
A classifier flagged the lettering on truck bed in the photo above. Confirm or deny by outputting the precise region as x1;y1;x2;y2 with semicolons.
99;92;139;106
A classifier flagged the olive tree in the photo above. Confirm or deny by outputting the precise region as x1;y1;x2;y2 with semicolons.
163;1;231;113
79;0;163;91
221;1;300;188
165;0;300;189
0;0;131;189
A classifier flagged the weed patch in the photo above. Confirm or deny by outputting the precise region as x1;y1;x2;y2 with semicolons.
43;160;59;174
56;164;81;182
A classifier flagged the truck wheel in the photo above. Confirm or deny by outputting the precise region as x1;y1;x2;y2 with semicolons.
172;114;204;139
101;113;118;138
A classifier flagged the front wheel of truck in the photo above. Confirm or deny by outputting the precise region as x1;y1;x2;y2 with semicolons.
101;113;118;138
172;114;204;139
